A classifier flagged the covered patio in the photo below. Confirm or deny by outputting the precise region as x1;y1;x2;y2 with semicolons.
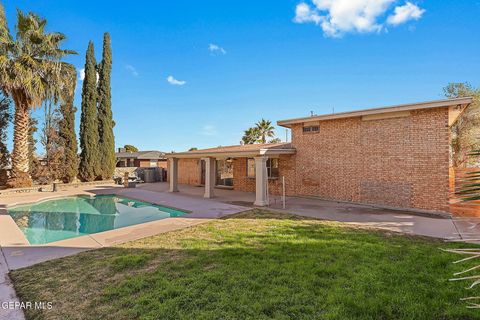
165;143;296;206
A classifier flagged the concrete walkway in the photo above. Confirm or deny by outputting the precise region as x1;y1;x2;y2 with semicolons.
0;184;248;320
0;250;24;320
2;182;480;319
138;182;477;240
0;185;249;270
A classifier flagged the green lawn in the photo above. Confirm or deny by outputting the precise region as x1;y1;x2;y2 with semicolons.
10;210;480;320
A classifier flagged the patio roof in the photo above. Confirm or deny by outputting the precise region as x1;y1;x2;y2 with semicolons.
165;143;296;159
277;97;473;128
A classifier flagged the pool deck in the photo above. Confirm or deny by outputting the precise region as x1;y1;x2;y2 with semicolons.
0;183;250;320
2;182;480;269
0;184;249;269
2;182;480;320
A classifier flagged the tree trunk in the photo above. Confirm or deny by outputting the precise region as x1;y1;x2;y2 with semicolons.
8;92;33;187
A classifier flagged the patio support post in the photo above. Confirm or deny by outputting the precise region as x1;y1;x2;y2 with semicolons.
203;157;215;198
254;156;268;206
169;157;179;192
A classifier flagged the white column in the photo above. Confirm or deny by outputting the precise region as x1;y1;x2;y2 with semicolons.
203;157;215;198
169;158;179;192
254;156;268;206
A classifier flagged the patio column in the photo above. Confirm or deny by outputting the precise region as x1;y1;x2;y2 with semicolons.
169;157;179;192
254;156;268;206
203;157;215;198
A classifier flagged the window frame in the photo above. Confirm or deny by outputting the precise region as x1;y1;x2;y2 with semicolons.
246;158;279;179
302;125;320;134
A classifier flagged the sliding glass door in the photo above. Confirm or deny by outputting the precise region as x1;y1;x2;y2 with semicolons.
216;159;233;187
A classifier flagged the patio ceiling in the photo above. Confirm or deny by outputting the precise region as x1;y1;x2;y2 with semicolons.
165;143;296;159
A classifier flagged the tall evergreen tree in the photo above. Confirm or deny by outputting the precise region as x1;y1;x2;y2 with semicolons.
0;96;11;169
79;42;100;181
97;33;115;179
59;78;78;183
0;96;9;185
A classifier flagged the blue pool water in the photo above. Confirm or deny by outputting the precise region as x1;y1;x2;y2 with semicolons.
7;195;187;244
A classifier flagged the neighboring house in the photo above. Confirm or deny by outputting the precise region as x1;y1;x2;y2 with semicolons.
116;149;167;168
166;97;473;215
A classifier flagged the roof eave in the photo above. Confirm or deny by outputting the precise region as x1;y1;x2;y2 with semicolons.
277;97;474;128
166;148;296;159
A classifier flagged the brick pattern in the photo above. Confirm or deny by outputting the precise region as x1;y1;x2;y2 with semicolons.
290;108;450;212
174;107;450;213
233;156;296;195
134;159;167;168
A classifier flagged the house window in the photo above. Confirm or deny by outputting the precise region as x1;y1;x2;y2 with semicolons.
216;159;234;186
246;158;279;178
303;125;319;133
247;159;255;178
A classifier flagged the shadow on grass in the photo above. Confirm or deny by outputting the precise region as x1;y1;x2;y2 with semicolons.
222;208;320;221
8;218;480;320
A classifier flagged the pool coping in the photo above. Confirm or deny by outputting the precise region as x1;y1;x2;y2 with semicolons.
4;193;193;215
0;187;250;270
3;193;193;247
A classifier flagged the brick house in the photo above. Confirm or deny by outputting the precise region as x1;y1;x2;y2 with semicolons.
116;149;167;169
166;97;472;214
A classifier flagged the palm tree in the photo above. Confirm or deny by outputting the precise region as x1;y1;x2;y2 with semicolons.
0;5;76;187
255;119;275;144
242;127;260;145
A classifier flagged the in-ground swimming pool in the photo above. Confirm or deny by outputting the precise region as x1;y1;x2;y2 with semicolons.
7;195;187;244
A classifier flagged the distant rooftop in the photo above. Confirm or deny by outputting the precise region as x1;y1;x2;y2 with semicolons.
115;150;166;160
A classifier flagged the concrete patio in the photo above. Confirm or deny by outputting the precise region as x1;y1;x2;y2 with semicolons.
138;182;479;240
2;181;480;320
0;183;249;320
2;181;480;270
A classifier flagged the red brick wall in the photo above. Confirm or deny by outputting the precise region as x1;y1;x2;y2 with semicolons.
134;159;168;168
158;160;168;169
233;156;296;195
290;108;450;212
173;107;449;213
175;156;295;195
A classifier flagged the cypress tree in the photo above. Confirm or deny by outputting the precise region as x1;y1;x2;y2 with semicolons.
59;79;79;183
0;96;11;169
79;41;100;181
97;32;115;179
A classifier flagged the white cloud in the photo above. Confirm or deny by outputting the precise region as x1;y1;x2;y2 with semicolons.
293;3;321;24
78;68;99;82
125;64;139;77
387;2;425;25
200;125;217;136
167;75;186;86
78;68;85;81
208;43;226;55
293;0;425;37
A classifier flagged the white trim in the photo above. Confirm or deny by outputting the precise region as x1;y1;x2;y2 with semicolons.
277;97;473;127
166;148;296;159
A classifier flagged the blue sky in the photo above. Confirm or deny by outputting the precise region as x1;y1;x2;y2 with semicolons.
3;0;480;153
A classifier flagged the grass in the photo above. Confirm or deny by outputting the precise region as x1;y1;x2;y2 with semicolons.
10;209;480;320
